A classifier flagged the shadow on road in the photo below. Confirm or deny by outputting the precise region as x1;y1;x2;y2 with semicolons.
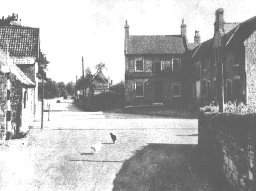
112;144;215;191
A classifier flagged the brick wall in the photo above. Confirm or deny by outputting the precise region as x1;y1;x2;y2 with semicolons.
198;112;256;191
245;31;256;106
125;79;153;105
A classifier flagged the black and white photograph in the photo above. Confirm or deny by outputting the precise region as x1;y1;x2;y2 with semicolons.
0;0;256;190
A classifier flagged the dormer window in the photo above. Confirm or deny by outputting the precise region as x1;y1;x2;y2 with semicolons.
135;58;144;72
172;58;181;71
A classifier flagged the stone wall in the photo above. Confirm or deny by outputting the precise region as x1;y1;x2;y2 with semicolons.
0;74;7;139
245;31;256;106
198;112;256;191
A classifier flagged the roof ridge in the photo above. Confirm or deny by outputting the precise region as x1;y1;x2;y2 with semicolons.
0;25;39;30
129;34;182;37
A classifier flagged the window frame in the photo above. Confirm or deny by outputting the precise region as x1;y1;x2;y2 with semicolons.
161;60;171;71
172;82;181;97
172;57;181;71
135;81;144;97
135;58;144;72
226;79;232;102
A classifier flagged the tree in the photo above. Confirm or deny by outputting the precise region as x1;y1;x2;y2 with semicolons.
66;82;75;96
75;63;107;96
37;51;50;79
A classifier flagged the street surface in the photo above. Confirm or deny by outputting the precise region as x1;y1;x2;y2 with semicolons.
0;98;205;191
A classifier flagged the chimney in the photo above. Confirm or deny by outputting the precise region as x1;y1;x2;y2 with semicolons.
124;20;129;38
181;19;187;38
194;30;201;45
124;20;129;54
214;8;225;33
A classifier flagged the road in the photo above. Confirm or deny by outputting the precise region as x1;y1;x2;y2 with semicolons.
0;98;208;191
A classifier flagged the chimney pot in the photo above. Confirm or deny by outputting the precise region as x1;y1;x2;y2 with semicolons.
181;19;187;39
194;30;201;44
214;8;225;33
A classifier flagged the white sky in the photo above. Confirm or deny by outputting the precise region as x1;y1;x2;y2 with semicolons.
0;0;255;84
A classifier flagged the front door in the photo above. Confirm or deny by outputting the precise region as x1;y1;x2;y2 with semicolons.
154;81;163;103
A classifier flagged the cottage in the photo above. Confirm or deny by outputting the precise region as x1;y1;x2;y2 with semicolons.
0;49;35;139
124;20;198;106
0;14;40;139
192;8;256;107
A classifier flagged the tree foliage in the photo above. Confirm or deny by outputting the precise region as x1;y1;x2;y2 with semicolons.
75;63;108;96
37;51;50;79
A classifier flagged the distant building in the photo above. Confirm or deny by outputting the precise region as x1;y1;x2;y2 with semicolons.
124;20;198;106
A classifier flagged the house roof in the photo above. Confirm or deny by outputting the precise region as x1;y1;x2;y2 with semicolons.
126;35;186;55
192;15;256;59
0;26;39;58
224;22;240;33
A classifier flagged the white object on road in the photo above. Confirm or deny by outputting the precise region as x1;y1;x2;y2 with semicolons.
91;142;103;153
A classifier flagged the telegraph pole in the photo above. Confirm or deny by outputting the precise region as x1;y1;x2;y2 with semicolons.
82;56;85;96
41;71;44;129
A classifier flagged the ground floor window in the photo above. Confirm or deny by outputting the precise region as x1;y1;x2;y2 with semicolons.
172;82;181;97
233;79;240;100
226;79;232;102
135;82;144;97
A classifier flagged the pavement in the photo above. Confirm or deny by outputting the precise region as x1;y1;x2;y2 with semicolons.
0;99;217;191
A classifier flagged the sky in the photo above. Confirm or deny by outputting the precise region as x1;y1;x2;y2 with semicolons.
0;0;256;84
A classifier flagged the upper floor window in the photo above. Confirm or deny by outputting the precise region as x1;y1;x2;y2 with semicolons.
161;61;171;71
202;80;207;96
135;59;144;72
172;58;181;71
135;82;144;97
172;82;181;97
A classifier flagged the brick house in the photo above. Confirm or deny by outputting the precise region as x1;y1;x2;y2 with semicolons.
0;15;40;138
124;20;197;106
191;8;256;107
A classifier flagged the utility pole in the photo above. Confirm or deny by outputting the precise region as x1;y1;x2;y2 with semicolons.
82;56;85;96
41;72;44;129
219;47;224;112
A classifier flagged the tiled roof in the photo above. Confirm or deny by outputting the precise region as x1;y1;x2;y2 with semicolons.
192;15;256;59
188;43;198;50
224;16;256;47
126;35;186;55
224;22;240;33
192;38;213;59
0;26;39;58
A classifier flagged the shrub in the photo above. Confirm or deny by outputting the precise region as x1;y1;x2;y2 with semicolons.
200;101;256;115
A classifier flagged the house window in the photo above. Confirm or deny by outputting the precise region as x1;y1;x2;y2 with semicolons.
213;79;217;99
226;80;232;102
207;81;211;97
233;79;240;100
135;82;144;97
172;58;181;71
135;59;144;72
24;91;27;108
161;61;171;71
172;82;181;97
192;83;196;98
202;80;207;96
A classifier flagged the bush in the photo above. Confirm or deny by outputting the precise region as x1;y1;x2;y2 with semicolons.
88;92;124;111
200;101;256;115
